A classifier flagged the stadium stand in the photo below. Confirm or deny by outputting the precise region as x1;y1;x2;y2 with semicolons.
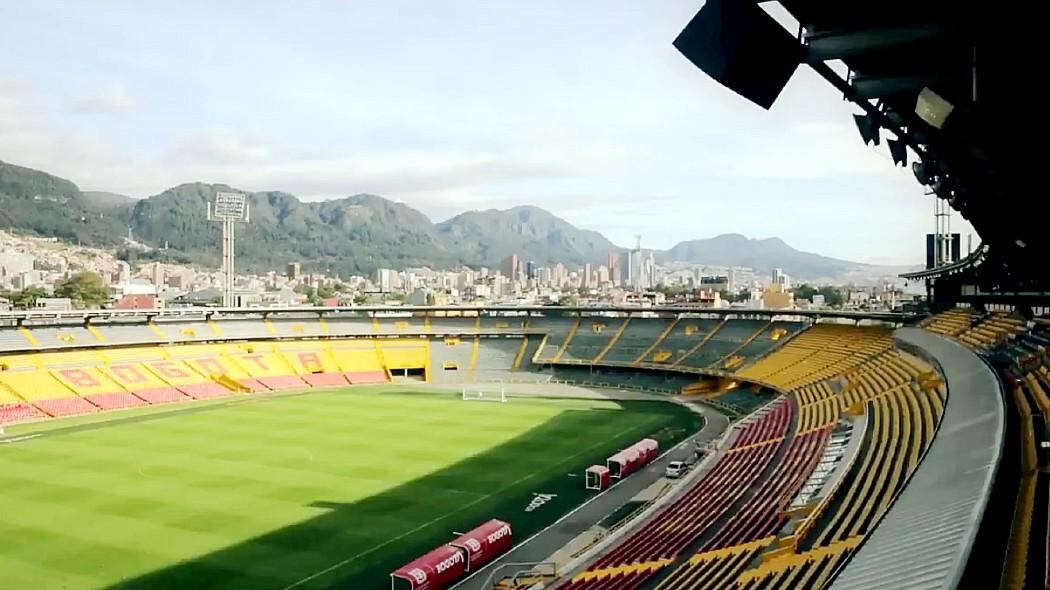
653;318;723;365
555;399;793;590
550;366;696;395
736;324;894;390
922;308;1028;350
209;320;270;340
427;315;480;335
532;316;583;361
0;370;98;417
428;335;476;384
675;318;768;370
227;348;306;391
919;307;977;337
375;314;426;335
561;317;627;363
268;318;327;338
92;322;163;344
98;363;192;404
479;316;529;333
0;381;45;424
276;341;350;387
323;315;378;336
166;344;268;392
327;340;389;384
23;325;100;348
552;319;952;590
600;317;674;363
52;366;146;410
731;321;806;367
518;335;546;369
474;338;531;382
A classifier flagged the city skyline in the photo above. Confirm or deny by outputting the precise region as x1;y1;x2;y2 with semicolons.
1;1;974;264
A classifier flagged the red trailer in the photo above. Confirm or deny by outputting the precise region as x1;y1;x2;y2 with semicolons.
585;465;611;490
635;438;660;463
608;446;643;478
391;545;467;590
449;519;513;571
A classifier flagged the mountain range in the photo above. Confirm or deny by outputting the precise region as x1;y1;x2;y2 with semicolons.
0;159;912;282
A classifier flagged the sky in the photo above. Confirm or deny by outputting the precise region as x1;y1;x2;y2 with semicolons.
0;0;975;265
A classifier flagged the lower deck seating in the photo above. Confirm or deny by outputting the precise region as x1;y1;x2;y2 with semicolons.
32;397;99;417
556;400;793;590
556;328;944;590
131;387;191;404
84;391;148;410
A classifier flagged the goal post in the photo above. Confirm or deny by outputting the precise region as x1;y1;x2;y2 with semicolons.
462;382;507;403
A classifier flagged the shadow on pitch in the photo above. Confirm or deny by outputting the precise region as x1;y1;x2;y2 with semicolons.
98;397;697;590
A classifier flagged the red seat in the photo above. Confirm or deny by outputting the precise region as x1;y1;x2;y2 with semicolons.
345;371;388;384
84;391;148;410
302;372;349;387
178;383;231;399
236;378;270;392
132;387;191;404
0;403;45;424
33;397;99;417
258;375;306;390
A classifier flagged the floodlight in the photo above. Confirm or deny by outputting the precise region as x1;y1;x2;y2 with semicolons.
888;138;908;167
853;113;880;146
915;87;954;129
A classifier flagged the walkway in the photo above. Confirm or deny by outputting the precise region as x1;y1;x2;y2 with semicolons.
831;327;1005;590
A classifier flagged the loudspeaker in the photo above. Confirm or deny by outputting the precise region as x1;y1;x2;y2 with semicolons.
673;0;804;109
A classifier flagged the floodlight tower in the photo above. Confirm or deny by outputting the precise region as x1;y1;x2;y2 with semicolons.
208;192;250;307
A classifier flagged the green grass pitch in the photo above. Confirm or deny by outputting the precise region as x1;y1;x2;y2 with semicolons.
0;386;700;590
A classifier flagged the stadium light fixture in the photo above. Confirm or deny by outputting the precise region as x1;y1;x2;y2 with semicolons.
888;137;908;167
207;192;250;308
912;161;933;186
852;113;880;146
915;87;954;129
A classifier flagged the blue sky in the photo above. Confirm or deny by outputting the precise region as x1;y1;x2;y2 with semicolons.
0;1;974;264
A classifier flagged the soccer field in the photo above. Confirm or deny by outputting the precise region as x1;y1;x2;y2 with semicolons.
0;387;699;590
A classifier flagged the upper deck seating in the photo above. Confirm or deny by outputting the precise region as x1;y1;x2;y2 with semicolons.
562;318;626;362
599;317;674;363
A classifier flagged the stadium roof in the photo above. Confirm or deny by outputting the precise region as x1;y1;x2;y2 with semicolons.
673;2;1041;291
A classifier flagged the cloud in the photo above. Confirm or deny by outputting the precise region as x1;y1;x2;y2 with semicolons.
69;82;139;115
168;128;271;165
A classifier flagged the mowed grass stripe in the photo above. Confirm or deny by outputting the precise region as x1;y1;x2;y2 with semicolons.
0;388;698;590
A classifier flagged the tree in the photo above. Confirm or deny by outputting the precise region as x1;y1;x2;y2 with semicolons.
54;272;109;308
9;285;48;309
818;286;844;307
353;292;369;305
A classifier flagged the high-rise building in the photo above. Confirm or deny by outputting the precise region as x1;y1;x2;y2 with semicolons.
598;265;609;284
526;260;536;280
150;263;164;289
552;263;566;287
502;255;519;280
377;268;400;293
287;262;301;280
772;268;790;289
583;263;592;288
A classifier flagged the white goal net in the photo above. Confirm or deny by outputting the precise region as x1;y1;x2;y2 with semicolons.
462;382;507;403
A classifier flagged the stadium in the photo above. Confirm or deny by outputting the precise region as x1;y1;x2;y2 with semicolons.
2;3;1046;590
